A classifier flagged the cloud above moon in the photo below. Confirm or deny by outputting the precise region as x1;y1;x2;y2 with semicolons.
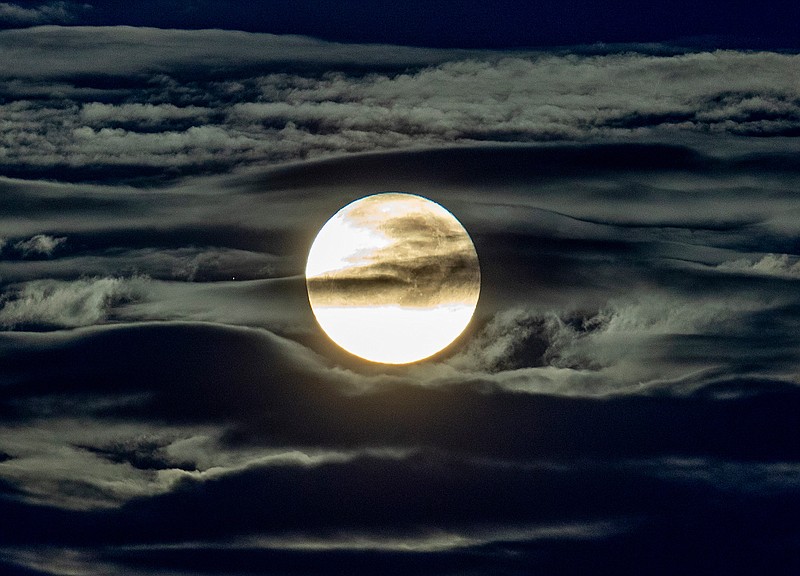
0;26;798;183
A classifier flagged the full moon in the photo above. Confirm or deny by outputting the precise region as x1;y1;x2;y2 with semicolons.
306;193;480;364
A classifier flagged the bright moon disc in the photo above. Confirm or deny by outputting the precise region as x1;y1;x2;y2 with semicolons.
306;193;480;364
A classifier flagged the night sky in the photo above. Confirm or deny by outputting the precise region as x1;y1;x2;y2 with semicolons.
1;2;800;575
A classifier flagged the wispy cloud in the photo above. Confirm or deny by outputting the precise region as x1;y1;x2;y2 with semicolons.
0;276;146;329
0;2;87;26
0;418;398;509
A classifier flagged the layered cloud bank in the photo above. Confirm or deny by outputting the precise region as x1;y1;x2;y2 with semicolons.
0;27;799;575
1;27;799;181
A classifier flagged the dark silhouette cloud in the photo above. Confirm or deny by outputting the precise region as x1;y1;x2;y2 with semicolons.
1;449;799;574
1;323;798;465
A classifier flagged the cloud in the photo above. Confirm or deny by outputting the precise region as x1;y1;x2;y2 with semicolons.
444;289;795;394
0;416;401;510
2;321;798;467
0;313;796;574
0;26;466;79
0;29;798;576
12;234;66;257
0;141;796;398
80;102;212;127
0;29;798;573
1;448;798;567
0;419;206;509
717;253;800;278
115;278;314;335
0;28;798;178
0;248;282;284
0;277;146;329
0;519;631;575
0;2;85;26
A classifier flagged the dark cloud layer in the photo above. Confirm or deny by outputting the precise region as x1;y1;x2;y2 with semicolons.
1;25;799;576
1;448;799;574
2;323;799;463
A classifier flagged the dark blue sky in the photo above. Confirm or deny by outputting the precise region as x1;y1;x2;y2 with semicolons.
6;0;800;48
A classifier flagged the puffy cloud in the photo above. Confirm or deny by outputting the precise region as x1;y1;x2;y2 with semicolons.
12;234;66;257
0;276;147;329
444;289;796;397
717;253;800;278
0;28;799;178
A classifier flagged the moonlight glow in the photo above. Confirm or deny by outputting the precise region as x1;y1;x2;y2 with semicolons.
306;193;480;364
